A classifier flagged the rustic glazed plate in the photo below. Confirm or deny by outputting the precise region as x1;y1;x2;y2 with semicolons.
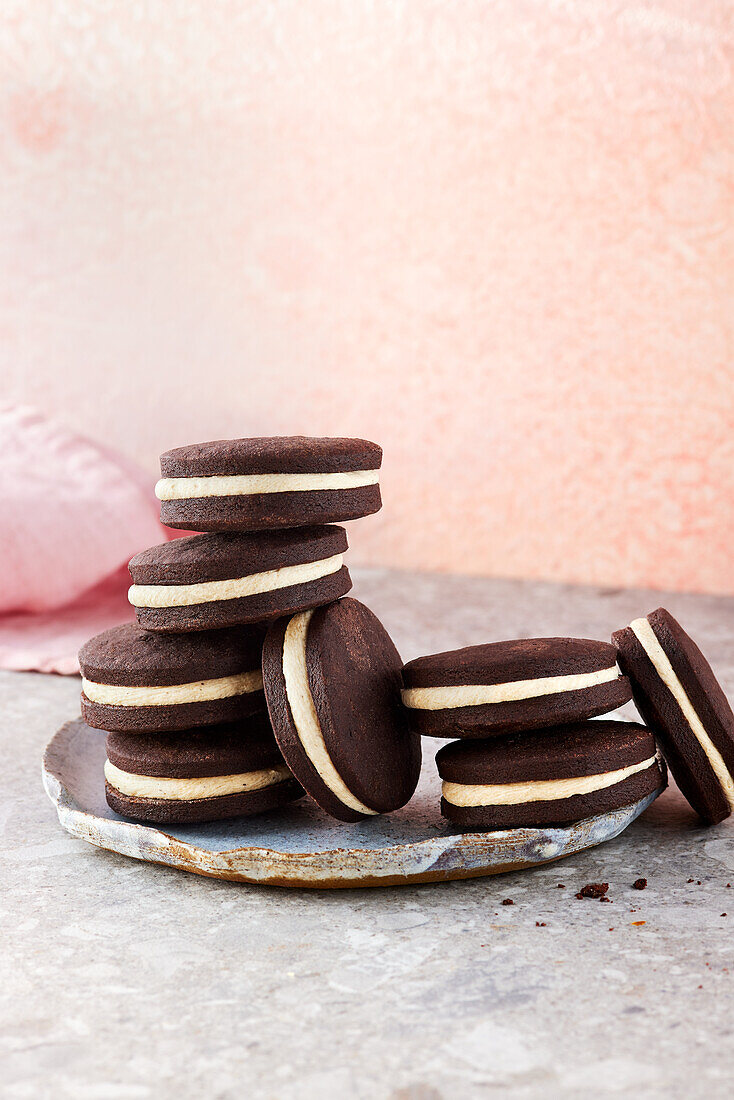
43;718;660;888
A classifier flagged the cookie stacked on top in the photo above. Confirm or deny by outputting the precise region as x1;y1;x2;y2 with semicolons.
79;437;421;825
402;637;668;829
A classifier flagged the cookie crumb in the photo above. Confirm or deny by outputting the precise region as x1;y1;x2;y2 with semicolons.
556;884;565;889
633;878;647;890
722;913;727;917
631;920;646;926
688;878;694;883
600;896;612;903
577;882;609;899
535;921;546;927
501;898;514;906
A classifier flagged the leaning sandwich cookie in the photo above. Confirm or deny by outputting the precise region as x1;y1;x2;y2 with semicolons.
613;608;734;825
436;720;666;830
79;622;266;733
402;638;632;737
262;598;422;822
104;716;304;824
156;436;382;532
128;526;351;632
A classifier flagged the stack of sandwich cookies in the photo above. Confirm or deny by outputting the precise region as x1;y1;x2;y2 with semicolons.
79;622;266;732
128;525;351;632
77;434;401;828
613;608;734;825
436;721;666;830
402;638;631;738
263;598;421;822
104;715;303;824
156;436;382;532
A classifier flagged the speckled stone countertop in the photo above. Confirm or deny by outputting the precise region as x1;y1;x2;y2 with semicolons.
3;570;734;1099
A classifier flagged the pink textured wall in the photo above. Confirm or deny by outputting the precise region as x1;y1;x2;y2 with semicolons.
3;2;734;593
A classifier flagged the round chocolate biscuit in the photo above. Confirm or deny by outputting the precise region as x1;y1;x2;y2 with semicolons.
128;526;352;632
262;597;422;822
613;608;734;825
105;715;304;824
156;436;382;532
436;720;666;830
79;622;266;733
402;638;632;737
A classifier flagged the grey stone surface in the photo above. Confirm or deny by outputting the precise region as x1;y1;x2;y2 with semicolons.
3;569;734;1099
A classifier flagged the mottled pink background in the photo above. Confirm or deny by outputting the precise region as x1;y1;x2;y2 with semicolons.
3;2;733;593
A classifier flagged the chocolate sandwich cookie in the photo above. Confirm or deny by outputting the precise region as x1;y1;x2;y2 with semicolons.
613;608;734;825
128;525;351;632
262;597;421;822
437;720;666;830
104;715;304;823
402;638;631;738
156;436;382;532
79;622;265;733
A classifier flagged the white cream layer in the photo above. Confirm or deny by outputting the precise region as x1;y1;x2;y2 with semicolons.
442;755;658;807
402;666;620;711
104;759;291;800
281;609;377;816
630;616;734;810
155;470;380;500
129;554;344;609
82;670;263;708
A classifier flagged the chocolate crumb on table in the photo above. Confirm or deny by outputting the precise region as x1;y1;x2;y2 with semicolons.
576;882;609;899
633;878;647;890
501;898;514;906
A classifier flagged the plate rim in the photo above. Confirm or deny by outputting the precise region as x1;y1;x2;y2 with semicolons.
42;718;662;889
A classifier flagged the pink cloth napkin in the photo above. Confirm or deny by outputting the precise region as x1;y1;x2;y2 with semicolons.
0;405;172;674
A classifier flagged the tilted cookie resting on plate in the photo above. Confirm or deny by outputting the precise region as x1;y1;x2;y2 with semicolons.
263;598;422;823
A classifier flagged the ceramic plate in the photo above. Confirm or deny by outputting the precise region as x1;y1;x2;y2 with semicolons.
43;718;660;888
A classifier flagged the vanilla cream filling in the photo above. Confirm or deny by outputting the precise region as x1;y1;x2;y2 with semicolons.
442;755;658;807
104;759;291;800
630;616;734;810
155;469;380;500
281;609;377;815
128;554;344;609
402;666;620;711
82;670;263;707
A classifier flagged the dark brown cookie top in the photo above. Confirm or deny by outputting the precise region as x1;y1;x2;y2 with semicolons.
160;436;382;477
79;621;265;687
403;638;620;689
106;714;284;778
129;526;348;585
436;720;657;784
305;599;421;812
